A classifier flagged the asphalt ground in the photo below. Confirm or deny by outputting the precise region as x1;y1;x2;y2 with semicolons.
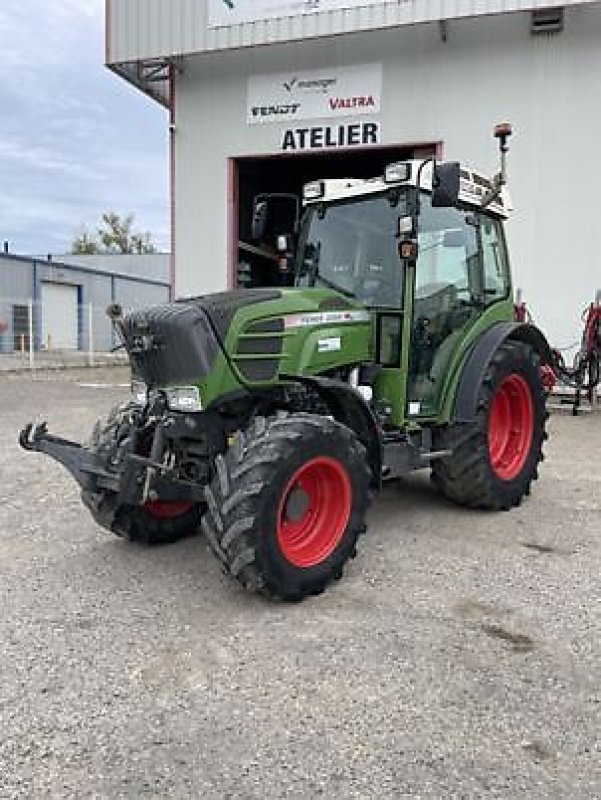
0;368;599;799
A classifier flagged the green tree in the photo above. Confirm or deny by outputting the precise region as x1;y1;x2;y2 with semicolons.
71;213;157;254
71;228;99;254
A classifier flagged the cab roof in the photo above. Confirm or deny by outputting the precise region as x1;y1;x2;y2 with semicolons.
304;159;511;219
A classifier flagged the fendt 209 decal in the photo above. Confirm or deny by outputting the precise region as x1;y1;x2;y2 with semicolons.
284;310;371;328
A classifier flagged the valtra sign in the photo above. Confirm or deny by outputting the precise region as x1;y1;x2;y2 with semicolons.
329;95;376;111
247;64;382;125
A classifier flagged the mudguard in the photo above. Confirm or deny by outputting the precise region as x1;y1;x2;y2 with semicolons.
282;373;382;486
453;322;553;423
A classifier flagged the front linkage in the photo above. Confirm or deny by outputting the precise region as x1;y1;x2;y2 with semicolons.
19;422;110;494
19;399;208;539
19;388;376;599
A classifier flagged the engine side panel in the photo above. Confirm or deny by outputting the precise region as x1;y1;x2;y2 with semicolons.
200;288;374;406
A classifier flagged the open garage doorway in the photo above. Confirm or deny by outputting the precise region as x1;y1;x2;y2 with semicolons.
231;143;440;288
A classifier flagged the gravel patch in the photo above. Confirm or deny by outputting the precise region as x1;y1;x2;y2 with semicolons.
1;369;599;799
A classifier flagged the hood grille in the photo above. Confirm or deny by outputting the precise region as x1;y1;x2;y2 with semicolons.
233;318;285;383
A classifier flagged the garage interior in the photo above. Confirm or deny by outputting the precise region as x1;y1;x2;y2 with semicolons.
234;143;437;287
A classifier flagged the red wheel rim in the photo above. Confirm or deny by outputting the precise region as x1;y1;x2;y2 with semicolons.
276;456;352;568
142;501;194;519
488;374;534;481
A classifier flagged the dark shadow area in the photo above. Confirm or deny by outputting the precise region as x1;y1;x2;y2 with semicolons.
236;145;435;286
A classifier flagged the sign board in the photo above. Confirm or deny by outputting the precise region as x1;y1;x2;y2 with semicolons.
281;121;380;151
248;63;382;125
209;0;389;28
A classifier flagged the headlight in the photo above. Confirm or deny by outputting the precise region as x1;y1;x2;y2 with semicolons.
165;386;202;413
131;381;147;405
384;161;411;184
303;181;325;201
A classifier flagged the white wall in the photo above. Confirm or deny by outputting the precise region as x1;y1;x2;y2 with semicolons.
175;6;601;349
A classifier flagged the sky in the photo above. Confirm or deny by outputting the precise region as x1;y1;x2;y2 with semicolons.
0;0;169;255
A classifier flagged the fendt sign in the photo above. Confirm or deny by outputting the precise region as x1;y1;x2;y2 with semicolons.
247;64;382;125
209;0;389;27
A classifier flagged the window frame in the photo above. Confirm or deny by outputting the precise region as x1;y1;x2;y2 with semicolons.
478;211;512;305
296;191;406;310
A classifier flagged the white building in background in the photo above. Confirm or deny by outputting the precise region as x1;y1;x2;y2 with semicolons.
106;0;601;349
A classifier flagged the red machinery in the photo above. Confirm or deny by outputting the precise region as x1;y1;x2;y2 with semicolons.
516;293;601;414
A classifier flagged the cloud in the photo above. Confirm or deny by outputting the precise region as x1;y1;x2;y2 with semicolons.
0;0;168;254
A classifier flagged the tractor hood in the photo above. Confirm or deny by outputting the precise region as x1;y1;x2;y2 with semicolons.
120;288;372;390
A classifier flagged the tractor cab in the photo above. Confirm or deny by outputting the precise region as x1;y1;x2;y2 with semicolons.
247;125;514;423
287;152;513;421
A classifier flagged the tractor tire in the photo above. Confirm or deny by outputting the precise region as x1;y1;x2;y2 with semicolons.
202;412;371;600
83;402;202;545
431;340;547;510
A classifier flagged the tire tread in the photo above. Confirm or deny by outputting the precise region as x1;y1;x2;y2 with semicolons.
201;412;371;600
432;341;547;510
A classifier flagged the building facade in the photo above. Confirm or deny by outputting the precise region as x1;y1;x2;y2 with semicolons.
106;0;601;349
0;253;170;353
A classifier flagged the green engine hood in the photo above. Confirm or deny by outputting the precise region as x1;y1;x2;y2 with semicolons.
197;287;374;405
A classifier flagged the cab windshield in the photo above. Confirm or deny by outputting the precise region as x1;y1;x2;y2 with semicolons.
296;193;404;309
296;189;509;310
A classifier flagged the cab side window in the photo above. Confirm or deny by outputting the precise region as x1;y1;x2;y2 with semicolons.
481;216;509;301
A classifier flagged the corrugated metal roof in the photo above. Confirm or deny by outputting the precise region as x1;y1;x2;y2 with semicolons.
54;254;170;282
107;0;601;64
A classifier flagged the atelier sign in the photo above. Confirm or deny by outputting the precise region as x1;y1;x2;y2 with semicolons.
281;122;381;151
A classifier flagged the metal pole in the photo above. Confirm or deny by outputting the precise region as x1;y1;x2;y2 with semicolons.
28;298;34;370
88;302;94;367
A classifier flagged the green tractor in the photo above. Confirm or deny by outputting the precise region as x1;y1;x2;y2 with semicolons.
20;124;552;600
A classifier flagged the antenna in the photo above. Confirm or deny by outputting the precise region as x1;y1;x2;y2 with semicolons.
494;122;512;187
482;122;513;207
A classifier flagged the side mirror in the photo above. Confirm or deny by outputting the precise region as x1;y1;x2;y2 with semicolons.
431;162;460;208
251;200;268;241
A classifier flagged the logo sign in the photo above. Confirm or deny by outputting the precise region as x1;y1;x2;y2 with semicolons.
318;337;342;353
284;310;371;328
209;0;388;28
248;63;382;125
281;121;380;151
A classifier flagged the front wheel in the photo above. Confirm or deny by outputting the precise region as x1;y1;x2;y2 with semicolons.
432;340;547;510
83;402;202;544
202;413;371;600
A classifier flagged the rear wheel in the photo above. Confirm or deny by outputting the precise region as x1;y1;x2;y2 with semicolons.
83;402;202;544
432;340;547;510
202;412;371;600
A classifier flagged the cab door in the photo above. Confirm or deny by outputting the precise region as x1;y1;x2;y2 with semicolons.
406;197;509;418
